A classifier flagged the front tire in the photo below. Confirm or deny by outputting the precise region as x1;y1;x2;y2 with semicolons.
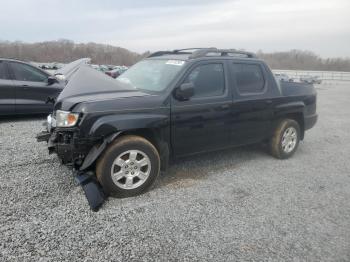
269;119;300;159
96;135;160;198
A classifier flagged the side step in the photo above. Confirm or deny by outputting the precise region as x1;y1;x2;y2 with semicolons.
75;171;106;212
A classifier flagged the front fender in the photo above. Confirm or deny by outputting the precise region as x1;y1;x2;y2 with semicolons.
79;132;121;170
79;112;170;171
89;113;169;138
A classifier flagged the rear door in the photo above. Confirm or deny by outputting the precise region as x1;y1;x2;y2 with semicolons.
8;61;55;114
171;60;233;156
229;61;276;145
0;61;15;115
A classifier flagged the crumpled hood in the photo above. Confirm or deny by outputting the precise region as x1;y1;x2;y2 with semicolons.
55;65;151;111
54;58;91;80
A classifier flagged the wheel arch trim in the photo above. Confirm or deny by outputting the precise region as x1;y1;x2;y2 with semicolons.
79;131;122;171
79;129;170;172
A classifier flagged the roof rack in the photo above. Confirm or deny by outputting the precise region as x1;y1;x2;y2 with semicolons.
173;48;211;53
1;57;22;61
148;48;209;58
190;48;256;59
147;51;177;58
148;48;256;59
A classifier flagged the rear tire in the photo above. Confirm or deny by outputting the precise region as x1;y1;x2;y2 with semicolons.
269;119;300;159
96;135;160;198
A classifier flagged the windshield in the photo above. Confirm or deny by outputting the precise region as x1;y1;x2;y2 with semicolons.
117;59;185;92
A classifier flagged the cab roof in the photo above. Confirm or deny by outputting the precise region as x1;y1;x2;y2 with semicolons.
147;48;258;61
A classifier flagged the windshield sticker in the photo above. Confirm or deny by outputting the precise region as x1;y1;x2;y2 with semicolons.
166;60;185;66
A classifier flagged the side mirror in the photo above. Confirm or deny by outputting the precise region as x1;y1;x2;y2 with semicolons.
47;76;58;85
174;83;195;101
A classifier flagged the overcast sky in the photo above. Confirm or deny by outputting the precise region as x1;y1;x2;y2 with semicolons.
0;0;349;57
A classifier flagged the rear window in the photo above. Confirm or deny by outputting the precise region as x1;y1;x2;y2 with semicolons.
232;63;265;94
0;61;8;80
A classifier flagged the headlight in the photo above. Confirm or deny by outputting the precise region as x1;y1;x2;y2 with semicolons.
56;110;79;127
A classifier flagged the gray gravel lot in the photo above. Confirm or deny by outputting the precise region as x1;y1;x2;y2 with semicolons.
1;81;350;261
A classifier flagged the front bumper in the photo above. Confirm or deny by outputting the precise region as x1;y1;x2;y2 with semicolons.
37;131;51;142
36;129;83;165
36;116;106;211
36;119;97;168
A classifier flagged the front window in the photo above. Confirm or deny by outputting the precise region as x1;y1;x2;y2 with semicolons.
183;63;225;98
10;62;48;82
0;61;9;80
117;59;185;92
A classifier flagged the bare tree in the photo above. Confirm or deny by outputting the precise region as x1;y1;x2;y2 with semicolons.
0;39;145;66
1;40;349;71
257;50;350;71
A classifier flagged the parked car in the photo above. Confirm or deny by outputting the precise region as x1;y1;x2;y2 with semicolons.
0;58;64;115
36;62;63;70
105;68;122;79
105;67;128;78
90;64;100;70
0;58;91;115
118;67;128;74
99;65;109;72
274;73;293;82
300;75;322;84
314;77;322;84
37;48;318;210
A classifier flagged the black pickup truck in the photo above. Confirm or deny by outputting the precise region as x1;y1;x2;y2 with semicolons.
37;48;317;207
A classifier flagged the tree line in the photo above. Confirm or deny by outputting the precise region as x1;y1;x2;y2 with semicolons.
0;39;147;66
257;50;350;72
0;40;349;71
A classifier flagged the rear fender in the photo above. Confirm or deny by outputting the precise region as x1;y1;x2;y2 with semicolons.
273;101;306;139
274;101;305;117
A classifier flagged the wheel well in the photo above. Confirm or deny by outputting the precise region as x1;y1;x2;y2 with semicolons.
285;113;305;140
117;129;170;171
119;129;159;149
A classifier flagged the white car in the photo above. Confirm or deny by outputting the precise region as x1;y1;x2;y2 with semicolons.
300;75;322;84
275;73;293;82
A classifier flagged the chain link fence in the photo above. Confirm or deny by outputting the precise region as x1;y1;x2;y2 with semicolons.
272;70;350;81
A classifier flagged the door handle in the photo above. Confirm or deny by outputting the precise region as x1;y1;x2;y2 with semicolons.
21;84;29;89
265;100;273;104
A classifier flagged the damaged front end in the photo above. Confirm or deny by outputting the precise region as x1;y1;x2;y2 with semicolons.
36;65;150;211
36;114;106;211
37;114;92;166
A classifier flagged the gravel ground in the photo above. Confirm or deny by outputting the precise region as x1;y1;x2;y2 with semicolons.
1;81;350;261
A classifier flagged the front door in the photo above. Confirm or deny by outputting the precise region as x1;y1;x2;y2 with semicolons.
171;61;232;156
8;61;55;114
0;61;15;115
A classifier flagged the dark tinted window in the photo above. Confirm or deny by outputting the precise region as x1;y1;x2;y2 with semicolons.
184;63;225;98
0;61;8;80
10;62;48;82
232;63;265;94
